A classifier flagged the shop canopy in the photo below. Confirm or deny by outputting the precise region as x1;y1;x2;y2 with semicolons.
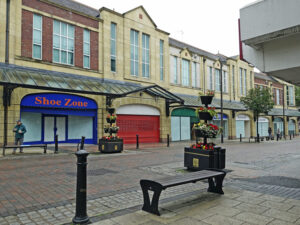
0;63;184;105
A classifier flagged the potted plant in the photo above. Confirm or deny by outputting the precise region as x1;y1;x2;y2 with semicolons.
110;124;119;133
106;114;117;123
196;106;217;121
193;122;220;138
199;90;214;105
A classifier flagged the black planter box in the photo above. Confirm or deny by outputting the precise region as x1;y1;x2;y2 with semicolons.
200;96;213;105
198;112;213;120
99;139;123;153
184;147;225;170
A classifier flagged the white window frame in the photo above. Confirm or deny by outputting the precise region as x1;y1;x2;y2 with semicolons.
160;40;164;80
209;66;214;90
289;86;294;106
53;20;74;65
243;69;247;95
276;89;280;105
142;33;150;78
110;23;117;72
33;14;42;60
130;29;139;76
239;68;243;95
181;59;190;86
223;71;228;93
173;56;178;84
83;29;90;69
232;65;235;99
215;69;220;92
192;62;197;88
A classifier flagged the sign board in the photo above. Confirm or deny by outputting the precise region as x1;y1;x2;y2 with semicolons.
21;93;97;109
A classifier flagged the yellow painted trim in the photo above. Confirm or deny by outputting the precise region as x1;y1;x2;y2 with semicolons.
22;5;100;32
185;152;210;157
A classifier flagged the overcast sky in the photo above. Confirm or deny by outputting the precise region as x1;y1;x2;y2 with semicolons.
77;0;255;57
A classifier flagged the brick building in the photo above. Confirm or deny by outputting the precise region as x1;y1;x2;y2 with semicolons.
0;0;299;145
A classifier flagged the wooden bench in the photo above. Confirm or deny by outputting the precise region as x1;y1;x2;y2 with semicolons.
2;144;47;156
140;169;226;216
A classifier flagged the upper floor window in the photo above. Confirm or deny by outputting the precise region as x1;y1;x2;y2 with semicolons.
232;65;235;99
182;59;190;86
215;69;220;91
142;34;150;78
111;23;117;72
243;69;247;95
160;40;164;80
130;29;139;76
192;62;197;88
222;71;228;93
239;68;243;95
33;14;42;59
83;29;90;69
276;89;280;105
287;86;294;106
171;56;178;84
250;71;253;88
53;20;74;65
208;67;213;90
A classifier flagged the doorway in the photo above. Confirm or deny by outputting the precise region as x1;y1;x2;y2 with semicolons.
43;115;67;143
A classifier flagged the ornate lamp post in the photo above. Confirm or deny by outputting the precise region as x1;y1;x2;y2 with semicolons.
219;56;227;143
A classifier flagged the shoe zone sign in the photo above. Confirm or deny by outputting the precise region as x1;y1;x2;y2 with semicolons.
21;93;97;109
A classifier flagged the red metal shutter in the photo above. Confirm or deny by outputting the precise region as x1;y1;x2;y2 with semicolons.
117;115;160;144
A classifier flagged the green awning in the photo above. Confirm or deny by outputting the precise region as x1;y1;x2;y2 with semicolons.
171;108;199;123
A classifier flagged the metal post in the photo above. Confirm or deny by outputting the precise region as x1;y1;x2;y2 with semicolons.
293;131;295;138
72;149;89;225
257;133;260;143
240;134;242;142
283;86;286;140
277;134;279;141
54;135;58;154
80;136;85;150
167;134;170;147
136;135;139;149
290;133;292;140
220;60;224;144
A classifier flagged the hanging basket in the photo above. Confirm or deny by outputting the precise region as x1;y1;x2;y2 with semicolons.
107;108;115;114
106;118;116;123
194;129;216;138
200;96;213;105
198;112;213;120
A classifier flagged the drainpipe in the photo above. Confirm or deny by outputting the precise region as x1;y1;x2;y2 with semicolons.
5;0;10;63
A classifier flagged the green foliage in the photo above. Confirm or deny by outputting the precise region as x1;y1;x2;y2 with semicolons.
295;86;300;107
240;87;274;116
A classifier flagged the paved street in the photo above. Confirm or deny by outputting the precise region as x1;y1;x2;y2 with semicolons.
0;138;300;224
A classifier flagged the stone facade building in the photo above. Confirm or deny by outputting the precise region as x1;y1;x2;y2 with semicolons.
0;0;298;145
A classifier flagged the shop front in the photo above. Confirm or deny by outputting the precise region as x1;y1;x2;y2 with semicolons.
288;119;296;135
116;105;160;144
273;117;284;136
171;108;198;141
256;117;269;136
20;93;98;144
209;113;228;138
236;114;251;138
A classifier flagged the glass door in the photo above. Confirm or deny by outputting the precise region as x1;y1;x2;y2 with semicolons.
43;116;66;142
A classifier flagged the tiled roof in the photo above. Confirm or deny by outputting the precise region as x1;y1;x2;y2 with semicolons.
176;93;247;111
254;72;277;82
169;38;219;60
46;0;100;18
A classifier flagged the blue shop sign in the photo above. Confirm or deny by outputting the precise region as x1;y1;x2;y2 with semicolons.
21;93;97;109
213;113;228;120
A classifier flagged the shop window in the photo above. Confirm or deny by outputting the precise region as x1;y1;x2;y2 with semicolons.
68;115;93;139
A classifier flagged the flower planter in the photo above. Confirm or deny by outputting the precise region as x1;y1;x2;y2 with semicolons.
104;128;109;133
184;147;226;170
198;112;213;121
106;118;116;123
194;130;217;138
99;139;123;153
200;96;213;105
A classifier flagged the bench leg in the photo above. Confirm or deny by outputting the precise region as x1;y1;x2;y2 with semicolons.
44;146;47;154
140;180;163;216
207;174;225;194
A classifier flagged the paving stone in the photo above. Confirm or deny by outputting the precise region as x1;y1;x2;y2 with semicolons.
267;219;295;225
263;208;300;223
169;217;210;225
260;194;286;202
234;212;273;225
110;213;152;225
234;195;265;205
259;200;293;211
284;198;300;207
233;202;269;215
203;214;244;225
288;205;300;215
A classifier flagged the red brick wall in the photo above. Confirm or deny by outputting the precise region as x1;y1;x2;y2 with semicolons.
90;31;98;71
272;82;283;89
21;10;33;58
42;16;53;62
75;27;83;68
22;0;98;29
254;78;267;85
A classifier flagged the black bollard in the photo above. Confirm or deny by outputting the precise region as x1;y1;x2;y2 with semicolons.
277;134;279;141
257;133;260;143
136;135;139;149
80;136;85;150
167;134;170;147
72;149;89;224
293;131;295;138
54;135;58;154
290;133;292;140
240;134;242;142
